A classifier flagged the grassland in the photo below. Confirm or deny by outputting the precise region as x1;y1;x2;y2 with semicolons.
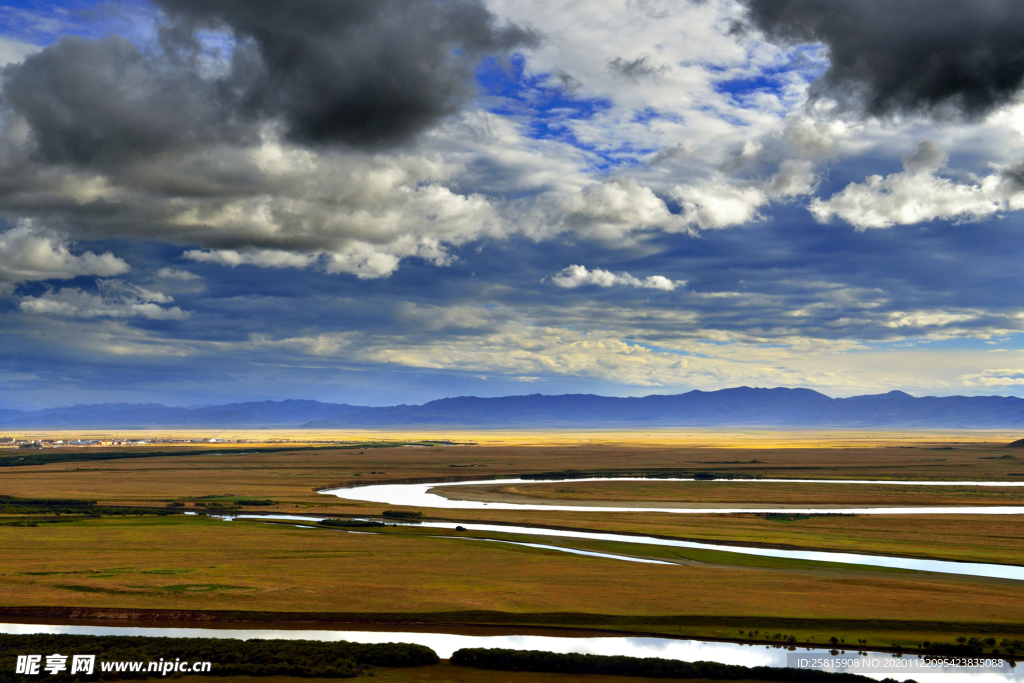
2;440;1023;564
449;480;1024;507
3;439;1024;508
0;514;1022;650
2;434;1024;653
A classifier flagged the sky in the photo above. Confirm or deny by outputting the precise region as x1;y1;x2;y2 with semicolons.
5;0;1024;408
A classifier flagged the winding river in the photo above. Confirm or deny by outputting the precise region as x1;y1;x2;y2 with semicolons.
312;477;1024;580
321;477;1024;515
226;513;1024;581
8;477;1020;683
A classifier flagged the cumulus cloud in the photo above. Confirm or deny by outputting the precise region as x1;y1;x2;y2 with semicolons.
781;117;848;159
2;36;251;165
0;0;834;286
184;249;317;270
559;179;689;239
19;279;188;320
673;183;767;229
960;368;1024;388
555;157;820;239
155;0;536;147
739;0;1024;119
607;55;670;82
161;150;502;278
766;159;819;197
885;309;979;330
0;36;39;67
810;141;1024;229
155;267;201;280
669;160;817;230
0;0;537;281
0;221;129;290
0;128;504;279
549;264;684;291
1;1;536;162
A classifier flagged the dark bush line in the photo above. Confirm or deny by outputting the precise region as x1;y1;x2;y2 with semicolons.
0;496;183;518
382;510;422;519
520;469;750;481
318;519;386;528
0;443;405;469
924;637;1022;657
450;648;909;683
0;634;437;682
0;496;96;508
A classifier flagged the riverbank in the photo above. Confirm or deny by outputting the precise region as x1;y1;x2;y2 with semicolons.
1;605;1021;660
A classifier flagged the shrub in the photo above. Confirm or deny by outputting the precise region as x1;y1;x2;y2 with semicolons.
318;519;386;528
450;648;888;683
382;510;422;519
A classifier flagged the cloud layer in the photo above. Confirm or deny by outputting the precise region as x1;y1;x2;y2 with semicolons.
811;141;1024;228
550;265;683;291
3;0;1024;406
740;0;1024;119
19;279;188;319
0;222;129;291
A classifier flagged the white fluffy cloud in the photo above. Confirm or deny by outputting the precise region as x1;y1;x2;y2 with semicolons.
559;179;689;239
810;141;1024;229
19;279;188;320
0;221;130;291
160;141;504;279
669;160;819;230
155;268;201;281
549;264;684;291
184;249;317;270
0;36;39;67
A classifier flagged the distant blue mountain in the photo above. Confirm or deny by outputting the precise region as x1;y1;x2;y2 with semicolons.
4;387;1024;428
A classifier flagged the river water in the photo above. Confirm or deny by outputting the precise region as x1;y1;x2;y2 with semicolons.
309;476;1024;579
9;478;1020;681
321;477;1024;515
223;513;1024;581
0;623;1015;683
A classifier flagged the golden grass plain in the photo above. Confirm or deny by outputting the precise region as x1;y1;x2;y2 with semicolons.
4;427;1024;448
2;434;1024;649
449;480;1024;507
3;437;1024;507
2;440;1024;564
1;515;1022;648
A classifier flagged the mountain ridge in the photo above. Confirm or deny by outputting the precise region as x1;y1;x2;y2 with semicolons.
4;387;1024;428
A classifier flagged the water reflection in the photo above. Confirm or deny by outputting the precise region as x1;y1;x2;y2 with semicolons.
0;623;1015;682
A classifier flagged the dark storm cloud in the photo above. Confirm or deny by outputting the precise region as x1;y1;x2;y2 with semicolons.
738;0;1024;119
153;0;538;147
0;0;538;161
1;36;251;164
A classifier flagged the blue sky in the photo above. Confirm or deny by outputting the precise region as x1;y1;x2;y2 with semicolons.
4;0;1024;408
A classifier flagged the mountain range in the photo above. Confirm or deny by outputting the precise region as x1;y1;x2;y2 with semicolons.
5;387;1024;429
